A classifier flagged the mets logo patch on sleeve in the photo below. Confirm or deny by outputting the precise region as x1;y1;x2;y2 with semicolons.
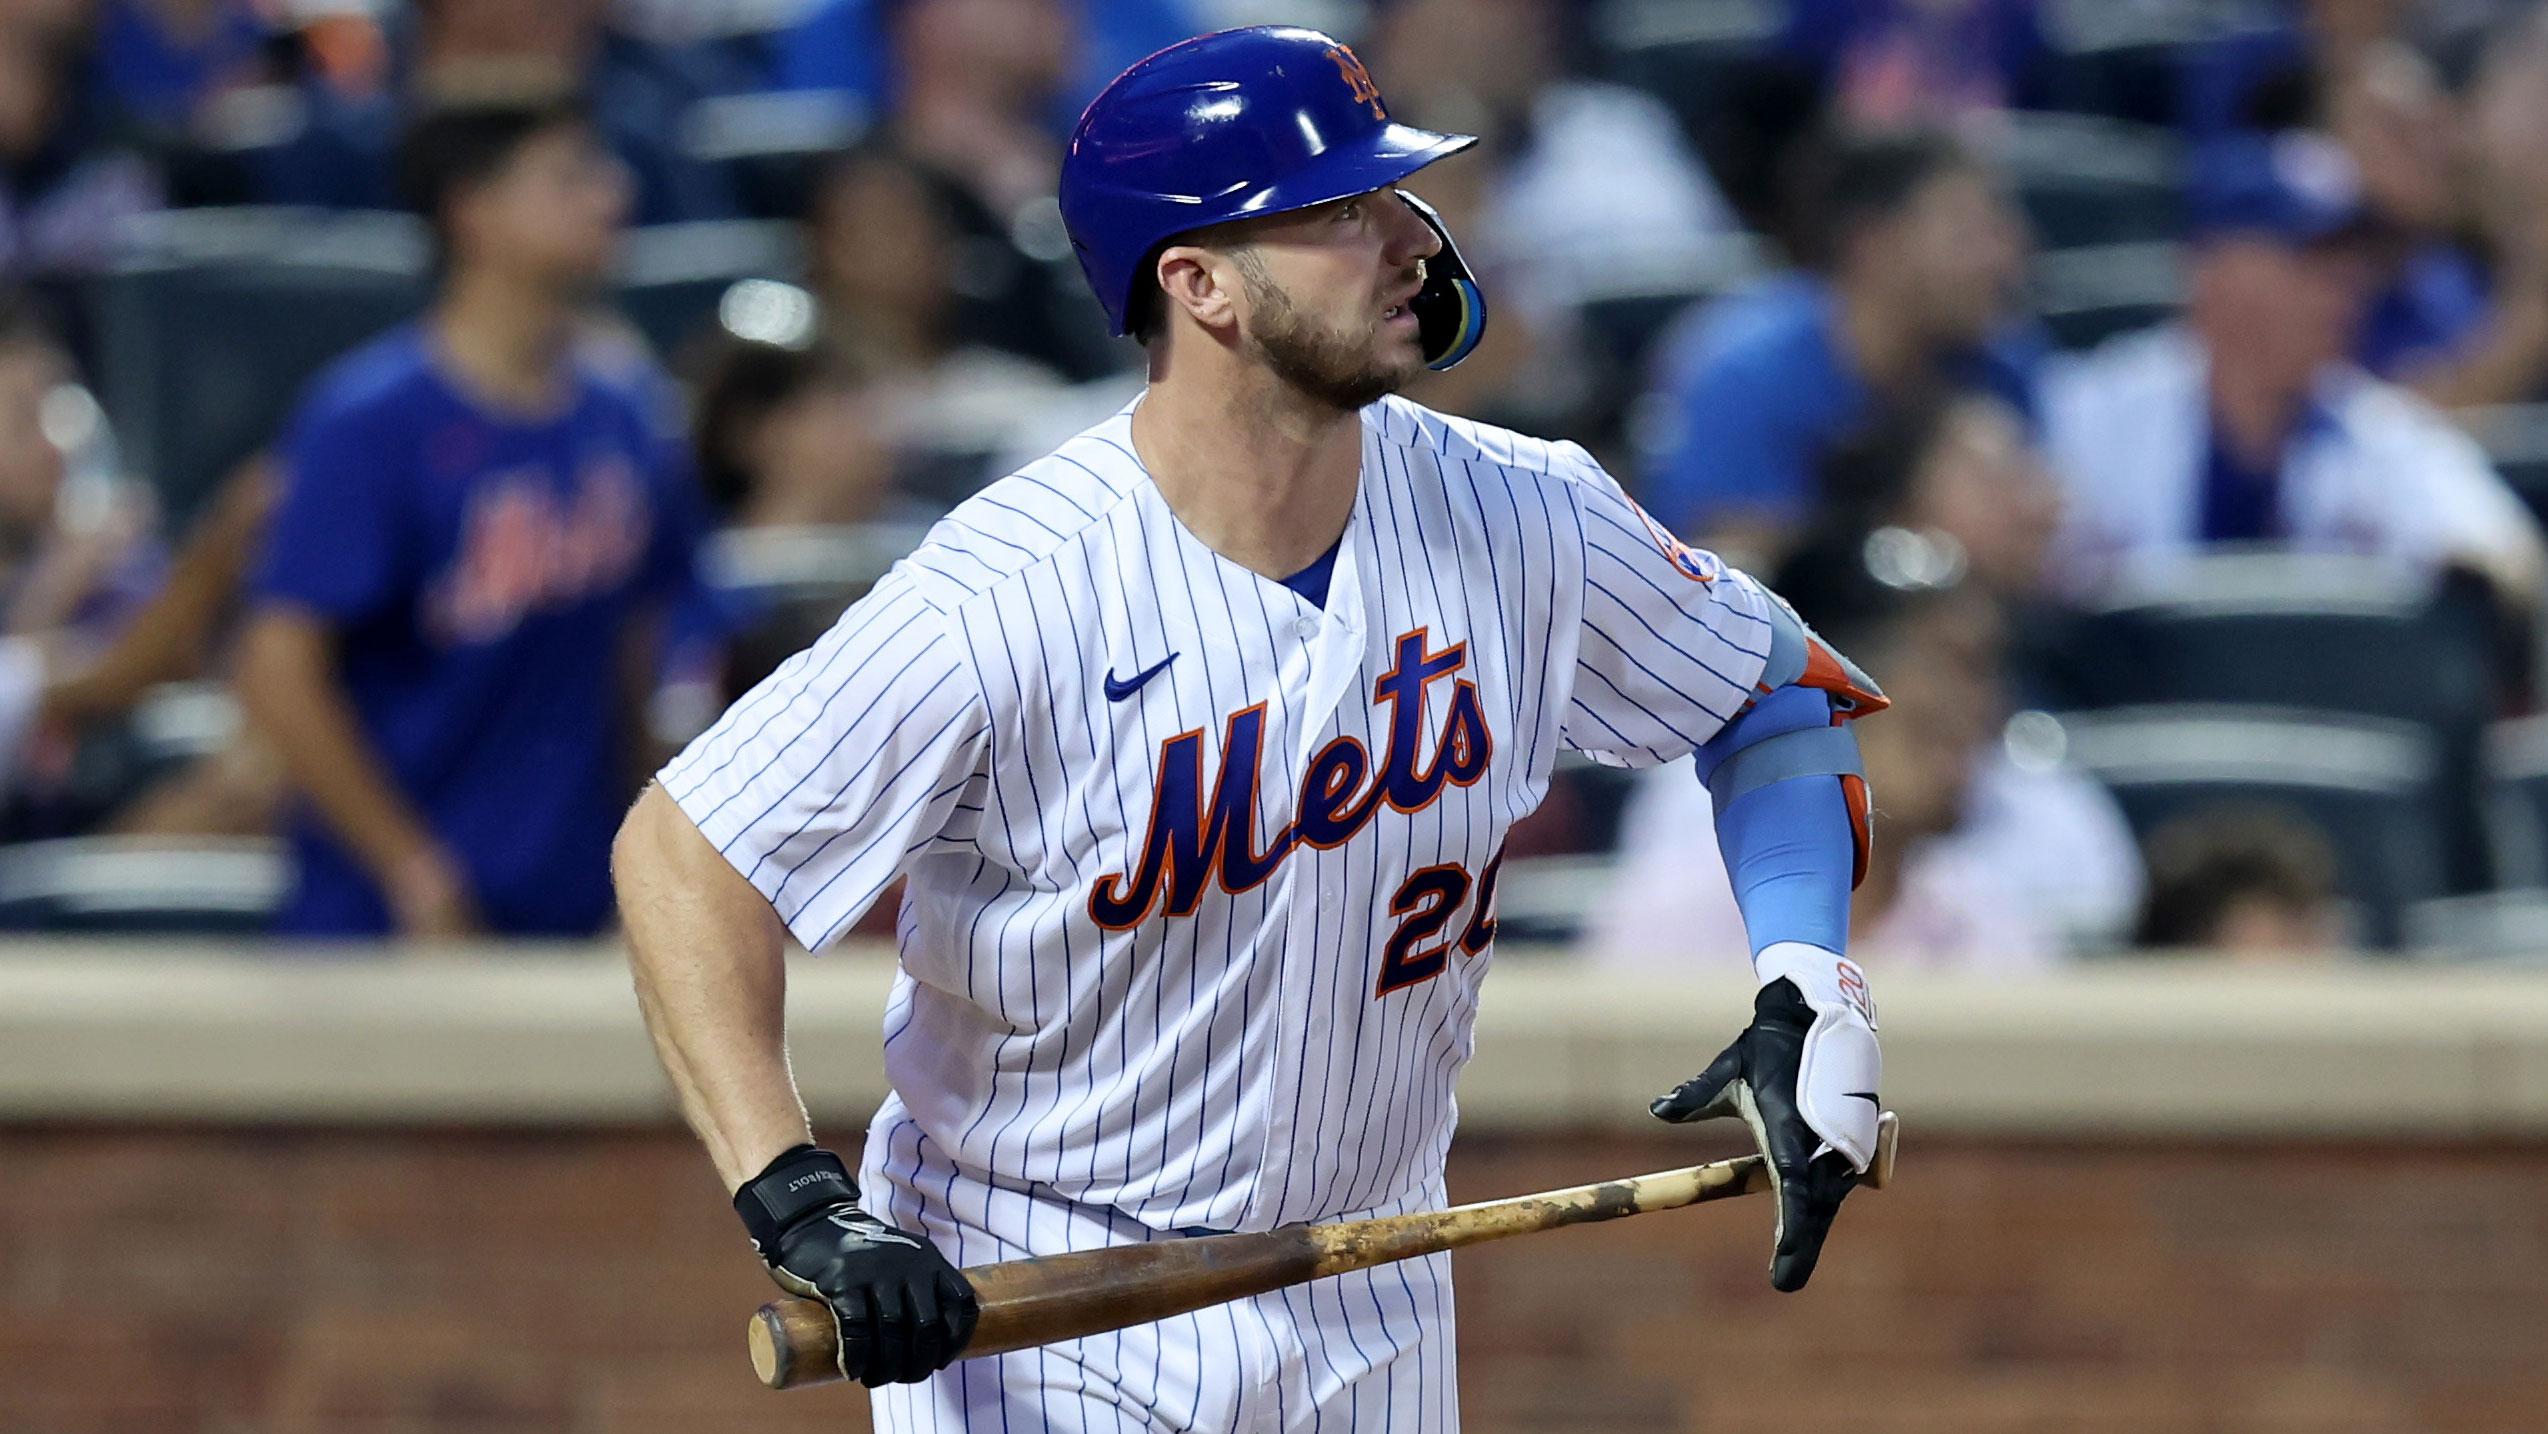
1629;498;1722;584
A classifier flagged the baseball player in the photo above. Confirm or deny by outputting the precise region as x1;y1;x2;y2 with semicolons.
615;26;1887;1430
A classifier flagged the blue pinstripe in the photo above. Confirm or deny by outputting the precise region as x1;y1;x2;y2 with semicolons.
662;395;1786;1431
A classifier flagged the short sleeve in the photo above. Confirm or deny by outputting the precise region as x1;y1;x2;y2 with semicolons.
2380;402;2545;596
1562;453;1779;767
251;402;411;624
658;568;990;950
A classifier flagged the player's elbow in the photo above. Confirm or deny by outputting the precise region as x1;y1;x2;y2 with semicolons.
233;606;334;734
613;783;781;941
610;783;686;901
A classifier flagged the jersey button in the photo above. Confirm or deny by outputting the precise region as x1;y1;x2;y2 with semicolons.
1294;616;1318;640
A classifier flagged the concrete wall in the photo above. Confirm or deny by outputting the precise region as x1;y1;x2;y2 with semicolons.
5;946;2545;1432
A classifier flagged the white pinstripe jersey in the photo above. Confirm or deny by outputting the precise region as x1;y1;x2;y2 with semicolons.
661;395;1777;1235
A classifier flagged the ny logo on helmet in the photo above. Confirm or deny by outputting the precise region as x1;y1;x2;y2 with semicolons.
1325;45;1385;121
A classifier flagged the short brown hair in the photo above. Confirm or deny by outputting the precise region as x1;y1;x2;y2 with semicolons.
394;92;591;269
2134;805;2340;948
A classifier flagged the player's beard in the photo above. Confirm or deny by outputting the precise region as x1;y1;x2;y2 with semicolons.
1234;256;1416;413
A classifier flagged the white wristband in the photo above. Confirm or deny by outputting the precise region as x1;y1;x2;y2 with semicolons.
1753;941;1878;1028
1752;941;1882;1171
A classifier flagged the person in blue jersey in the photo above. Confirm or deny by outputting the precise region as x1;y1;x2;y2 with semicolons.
1636;128;2039;568
237;95;702;939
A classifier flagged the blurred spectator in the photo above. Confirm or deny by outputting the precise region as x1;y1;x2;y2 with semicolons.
773;0;1201;133
2042;131;2544;604
259;0;743;222
1369;0;1739;322
2135;804;2348;956
2342;16;2548;408
91;0;274;132
1776;0;2052;128
1637;128;2035;567
2180;0;2416;141
833;0;1121;379
690;294;899;530
804;140;1085;503
1815;387;2060;598
1584;527;2142;971
2326;41;2507;392
39;457;281;839
0;1;162;278
0;290;162;814
652;291;910;749
237;96;702;939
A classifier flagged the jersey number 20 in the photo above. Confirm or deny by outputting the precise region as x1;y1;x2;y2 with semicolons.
1375;849;1503;998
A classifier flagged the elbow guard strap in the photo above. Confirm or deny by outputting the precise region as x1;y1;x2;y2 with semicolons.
1732;598;1890;886
1707;724;1864;819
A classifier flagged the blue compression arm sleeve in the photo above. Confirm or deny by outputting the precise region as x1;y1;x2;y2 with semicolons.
1693;684;1855;958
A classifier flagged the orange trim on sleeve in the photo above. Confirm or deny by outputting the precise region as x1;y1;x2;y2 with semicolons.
1800;636;1890;721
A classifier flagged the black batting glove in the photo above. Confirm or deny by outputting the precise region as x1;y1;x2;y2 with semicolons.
1650;945;1882;1293
734;1145;979;1387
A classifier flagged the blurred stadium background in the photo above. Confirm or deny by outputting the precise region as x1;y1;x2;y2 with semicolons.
5;0;2548;1428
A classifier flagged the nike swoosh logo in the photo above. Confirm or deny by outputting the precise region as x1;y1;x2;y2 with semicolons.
1104;652;1179;703
1845;1091;1882;1108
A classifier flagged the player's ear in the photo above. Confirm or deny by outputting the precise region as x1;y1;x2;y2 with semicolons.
1154;244;1241;338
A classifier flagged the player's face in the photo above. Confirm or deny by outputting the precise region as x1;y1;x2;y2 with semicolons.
2194;236;2374;393
1905;397;2060;596
1226;189;1443;411
1888;169;2027;348
469;124;631;289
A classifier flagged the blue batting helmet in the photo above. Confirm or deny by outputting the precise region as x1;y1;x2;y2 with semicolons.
1059;26;1488;371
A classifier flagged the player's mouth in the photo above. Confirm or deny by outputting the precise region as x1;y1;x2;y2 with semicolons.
1381;286;1422;331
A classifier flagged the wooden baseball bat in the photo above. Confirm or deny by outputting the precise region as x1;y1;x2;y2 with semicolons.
749;1110;1898;1390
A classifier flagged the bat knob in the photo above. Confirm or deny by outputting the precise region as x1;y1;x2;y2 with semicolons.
750;1298;846;1390
1863;1111;1900;1191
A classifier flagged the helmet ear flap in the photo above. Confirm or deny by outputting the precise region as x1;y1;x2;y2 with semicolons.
1395;189;1488;371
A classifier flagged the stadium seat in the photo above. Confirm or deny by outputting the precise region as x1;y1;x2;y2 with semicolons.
2030;0;2220;126
2026;553;2498;722
2056;704;2447;947
613;219;806;357
2033;241;2183;349
88;210;802;527
92;209;425;525
2465;402;2548;527
2023;554;2502;892
2401;887;2548;960
680;90;869;219
1987;113;2184;249
41;682;249;837
0;837;287;934
1585;0;1783;153
2485;715;2548;888
700;521;934;606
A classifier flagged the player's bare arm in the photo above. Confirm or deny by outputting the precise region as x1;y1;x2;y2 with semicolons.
613;784;979;1387
237;605;479;937
613;784;808;1186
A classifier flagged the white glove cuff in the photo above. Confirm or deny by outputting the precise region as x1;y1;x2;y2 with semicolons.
1753;942;1882;1172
